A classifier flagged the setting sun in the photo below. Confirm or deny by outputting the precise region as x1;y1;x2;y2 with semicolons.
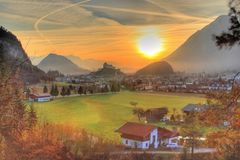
138;35;163;58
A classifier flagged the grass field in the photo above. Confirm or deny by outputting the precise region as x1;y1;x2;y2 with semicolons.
34;91;206;141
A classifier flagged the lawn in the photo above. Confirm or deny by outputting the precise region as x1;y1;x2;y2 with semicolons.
34;91;206;141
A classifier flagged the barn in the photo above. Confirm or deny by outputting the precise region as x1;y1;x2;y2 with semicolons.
29;93;52;102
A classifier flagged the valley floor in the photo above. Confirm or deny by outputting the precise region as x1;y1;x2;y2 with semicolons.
34;91;206;141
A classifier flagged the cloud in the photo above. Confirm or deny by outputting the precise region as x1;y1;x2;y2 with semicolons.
0;0;229;72
34;0;92;45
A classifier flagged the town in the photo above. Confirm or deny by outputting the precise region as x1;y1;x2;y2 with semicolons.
1;0;240;159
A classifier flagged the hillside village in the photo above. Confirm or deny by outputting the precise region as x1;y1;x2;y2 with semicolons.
25;52;238;153
31;53;239;96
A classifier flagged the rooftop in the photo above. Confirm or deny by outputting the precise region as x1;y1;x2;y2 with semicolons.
116;122;156;139
30;93;51;98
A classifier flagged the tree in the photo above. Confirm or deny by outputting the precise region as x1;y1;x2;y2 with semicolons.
0;46;31;157
68;85;73;90
66;87;71;96
170;114;176;122
78;86;83;95
43;85;48;93
54;85;59;96
28;103;37;129
103;84;109;93
202;86;240;160
110;81;120;92
50;85;55;96
181;114;204;160
132;107;145;121
61;86;66;97
215;0;240;47
211;1;240;159
25;88;31;99
170;108;177;122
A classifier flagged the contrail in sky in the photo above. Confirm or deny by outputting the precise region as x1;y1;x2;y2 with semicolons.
34;0;212;50
81;4;211;22
145;0;212;23
145;0;165;9
34;0;91;45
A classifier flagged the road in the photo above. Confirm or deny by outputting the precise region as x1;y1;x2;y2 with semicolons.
108;148;216;155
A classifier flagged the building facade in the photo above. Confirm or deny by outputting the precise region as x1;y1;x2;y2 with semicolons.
29;93;52;102
116;122;179;149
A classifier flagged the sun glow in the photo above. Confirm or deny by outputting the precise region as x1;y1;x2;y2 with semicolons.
138;34;163;58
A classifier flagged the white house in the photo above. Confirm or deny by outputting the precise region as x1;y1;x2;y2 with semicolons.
29;93;52;102
158;127;180;148
116;122;179;149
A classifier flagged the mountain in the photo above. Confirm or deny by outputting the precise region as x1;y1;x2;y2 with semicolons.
165;15;240;73
30;55;46;65
66;55;105;71
91;62;124;77
0;26;46;84
136;61;174;76
38;53;89;75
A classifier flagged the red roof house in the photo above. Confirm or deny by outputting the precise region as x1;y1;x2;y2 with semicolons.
29;93;52;102
116;122;180;149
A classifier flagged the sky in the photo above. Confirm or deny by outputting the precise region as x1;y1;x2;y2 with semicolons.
0;0;229;72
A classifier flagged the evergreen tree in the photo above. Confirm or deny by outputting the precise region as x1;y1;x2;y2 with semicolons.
54;85;59;96
110;83;115;92
61;86;66;96
13;86;28;133
66;87;71;96
28;103;37;129
110;81;120;92
0;61;29;139
68;85;73;90
43;85;48;93
215;0;240;47
50;85;55;96
103;84;109;93
78;86;83;95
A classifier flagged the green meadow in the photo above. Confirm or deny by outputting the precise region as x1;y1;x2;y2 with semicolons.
34;91;206;141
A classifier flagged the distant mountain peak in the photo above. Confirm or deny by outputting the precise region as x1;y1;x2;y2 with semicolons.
38;53;89;75
136;61;174;76
165;15;240;73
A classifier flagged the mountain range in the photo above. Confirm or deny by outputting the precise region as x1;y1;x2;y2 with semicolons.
31;15;240;74
37;54;89;75
0;26;46;84
165;15;240;73
31;55;105;72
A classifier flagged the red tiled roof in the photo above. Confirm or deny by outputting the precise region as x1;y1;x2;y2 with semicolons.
158;128;179;138
116;122;156;140
30;93;51;99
